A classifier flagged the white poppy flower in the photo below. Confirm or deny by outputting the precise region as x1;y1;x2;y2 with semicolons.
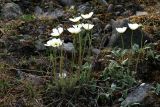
82;23;94;30
44;38;63;47
69;16;82;22
58;72;67;78
67;25;81;34
81;12;94;19
51;27;63;36
116;27;127;33
128;23;141;30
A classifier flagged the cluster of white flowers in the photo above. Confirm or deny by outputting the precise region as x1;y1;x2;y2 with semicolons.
69;12;94;22
45;27;64;47
116;23;142;33
58;72;67;78
68;12;94;33
44;38;63;47
44;12;95;46
44;12;95;79
44;12;95;47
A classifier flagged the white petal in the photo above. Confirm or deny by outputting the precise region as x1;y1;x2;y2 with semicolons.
51;27;63;36
67;28;75;33
45;38;63;47
58;27;63;34
44;44;50;46
67;27;81;34
69;16;81;22
128;23;140;30
81;12;94;19
116;27;127;33
51;32;58;36
82;23;94;30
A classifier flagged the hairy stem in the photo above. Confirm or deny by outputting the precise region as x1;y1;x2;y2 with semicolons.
120;34;124;49
131;31;133;48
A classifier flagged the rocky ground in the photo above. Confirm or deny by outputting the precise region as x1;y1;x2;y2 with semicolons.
0;0;160;107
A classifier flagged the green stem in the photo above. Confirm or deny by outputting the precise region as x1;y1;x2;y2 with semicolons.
82;36;87;60
131;31;133;48
120;34;124;49
87;31;92;59
52;48;57;80
60;46;63;77
135;51;140;73
72;35;76;72
141;30;144;48
78;33;82;74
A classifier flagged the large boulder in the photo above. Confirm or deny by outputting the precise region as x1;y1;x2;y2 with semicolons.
1;2;22;19
121;83;152;107
34;6;64;19
107;18;152;48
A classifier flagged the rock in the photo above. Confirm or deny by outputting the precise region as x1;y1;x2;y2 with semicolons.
97;0;108;5
17;70;46;86
136;11;148;16
13;0;41;13
51;8;64;19
122;10;133;16
121;83;153;107
114;11;121;16
35;40;46;51
107;18;152;48
1;3;23;19
34;6;64;19
104;24;112;32
62;42;75;53
92;48;100;55
77;2;92;13
92;17;103;34
34;6;43;16
59;0;74;6
107;4;114;13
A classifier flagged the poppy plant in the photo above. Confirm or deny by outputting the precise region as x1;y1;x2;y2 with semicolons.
116;27;127;49
128;23;141;47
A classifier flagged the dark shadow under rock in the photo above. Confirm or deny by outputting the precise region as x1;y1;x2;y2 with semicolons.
136;58;160;82
58;0;74;7
107;18;153;49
